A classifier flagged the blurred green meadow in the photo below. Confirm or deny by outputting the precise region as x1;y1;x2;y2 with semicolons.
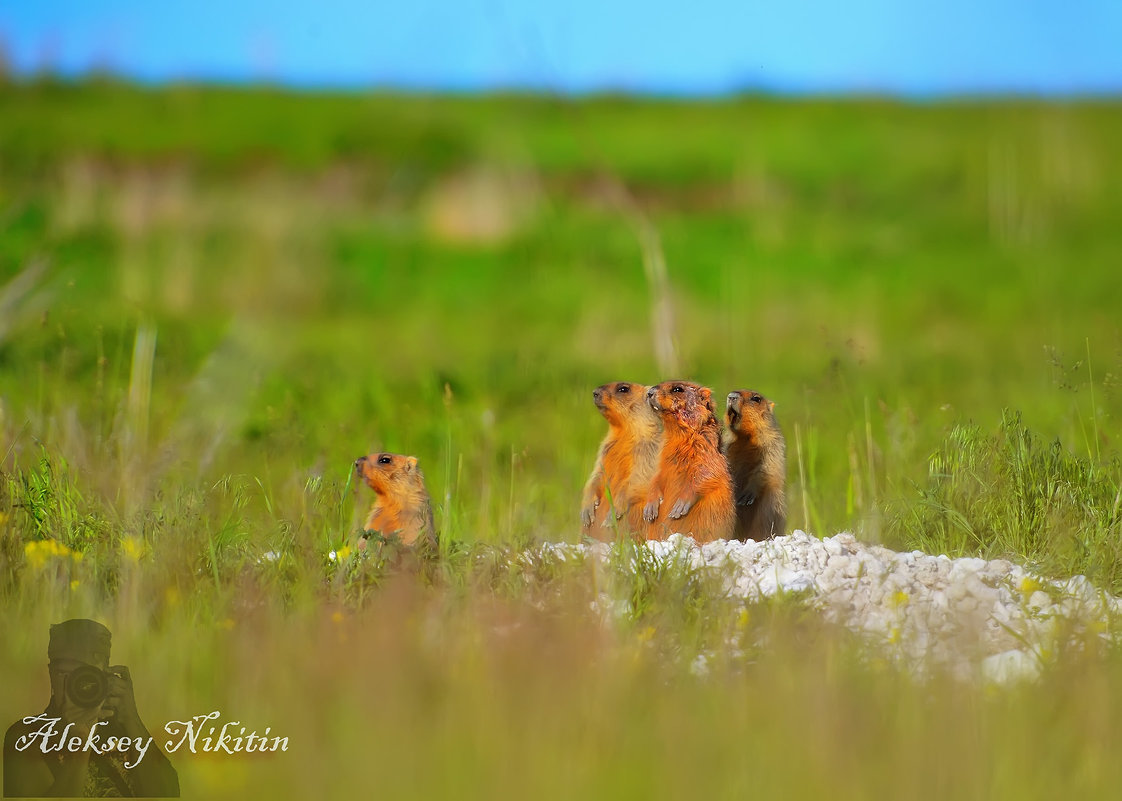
2;81;1122;798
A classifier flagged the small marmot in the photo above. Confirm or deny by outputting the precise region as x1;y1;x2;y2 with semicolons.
354;453;437;548
642;380;735;543
723;390;787;541
580;381;662;538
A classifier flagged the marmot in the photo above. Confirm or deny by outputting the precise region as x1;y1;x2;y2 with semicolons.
723;390;787;540
699;385;721;450
580;381;662;538
354;453;437;548
642;380;735;543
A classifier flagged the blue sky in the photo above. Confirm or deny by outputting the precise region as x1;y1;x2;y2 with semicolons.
1;0;1119;95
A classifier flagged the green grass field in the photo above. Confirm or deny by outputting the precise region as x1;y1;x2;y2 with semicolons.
2;81;1122;798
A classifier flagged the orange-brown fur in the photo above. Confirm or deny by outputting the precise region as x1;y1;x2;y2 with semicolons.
642;381;735;543
580;382;663;538
355;453;437;547
723;390;787;541
699;387;721;449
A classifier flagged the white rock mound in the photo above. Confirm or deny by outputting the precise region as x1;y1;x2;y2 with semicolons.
550;531;1122;681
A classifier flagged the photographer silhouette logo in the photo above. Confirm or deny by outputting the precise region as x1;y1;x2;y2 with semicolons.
3;619;180;798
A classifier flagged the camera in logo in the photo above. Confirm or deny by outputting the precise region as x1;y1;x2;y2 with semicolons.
65;664;111;708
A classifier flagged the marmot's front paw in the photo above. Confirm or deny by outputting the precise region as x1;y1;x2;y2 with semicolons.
643;498;661;522
667;498;693;519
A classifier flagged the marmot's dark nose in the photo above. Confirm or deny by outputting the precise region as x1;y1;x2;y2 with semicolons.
354;457;366;470
593;386;604;404
646;386;656;398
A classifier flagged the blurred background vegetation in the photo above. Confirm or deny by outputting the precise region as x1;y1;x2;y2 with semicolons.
2;80;1122;799
2;82;1119;545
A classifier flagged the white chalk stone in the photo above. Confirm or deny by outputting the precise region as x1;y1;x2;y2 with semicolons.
557;529;1122;681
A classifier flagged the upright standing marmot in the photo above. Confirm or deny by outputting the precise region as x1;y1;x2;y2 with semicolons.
642;380;735;543
580;381;662;538
354;453;437;548
723;390;787;541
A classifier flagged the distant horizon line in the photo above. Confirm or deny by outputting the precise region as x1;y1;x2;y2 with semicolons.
4;68;1121;102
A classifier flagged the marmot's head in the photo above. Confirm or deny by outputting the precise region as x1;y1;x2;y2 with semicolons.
354;453;423;494
593;382;659;429
726;390;776;438
647;380;714;429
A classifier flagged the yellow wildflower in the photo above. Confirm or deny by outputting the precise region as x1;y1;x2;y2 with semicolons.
24;539;78;569
24;542;48;570
121;536;145;563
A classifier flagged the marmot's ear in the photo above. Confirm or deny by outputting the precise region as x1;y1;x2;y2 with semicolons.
405;456;418;472
769;401;776;412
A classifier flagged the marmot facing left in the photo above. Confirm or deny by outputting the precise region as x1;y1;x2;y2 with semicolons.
643;380;735;543
723;390;787;541
580;381;662;539
355;453;437;548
